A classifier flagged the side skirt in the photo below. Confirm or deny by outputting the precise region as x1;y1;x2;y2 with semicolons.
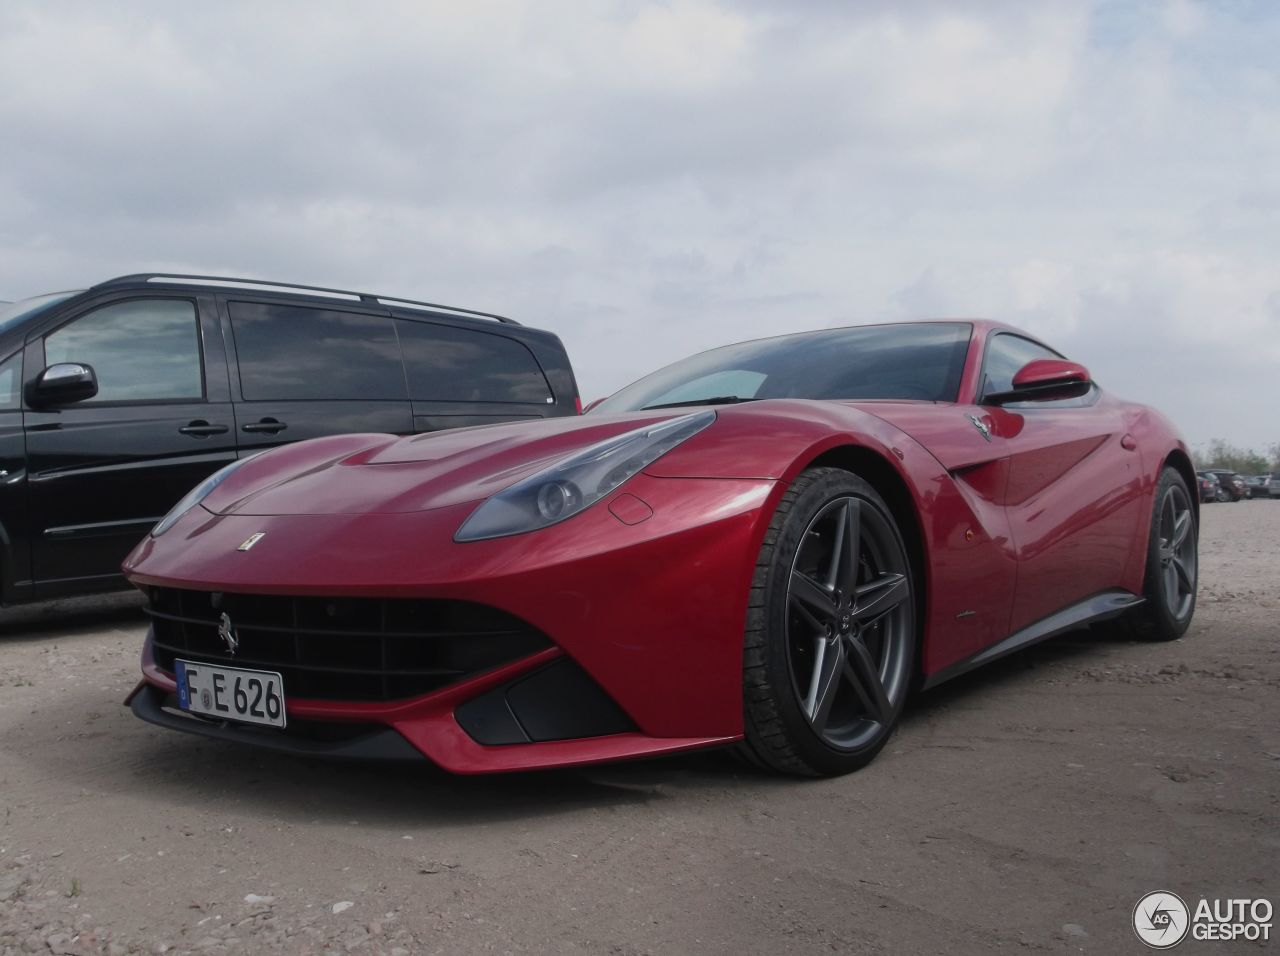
921;589;1144;690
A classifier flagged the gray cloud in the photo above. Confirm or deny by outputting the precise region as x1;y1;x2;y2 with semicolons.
2;0;1278;450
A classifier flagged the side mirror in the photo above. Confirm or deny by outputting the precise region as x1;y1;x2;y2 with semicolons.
986;358;1091;405
28;363;99;407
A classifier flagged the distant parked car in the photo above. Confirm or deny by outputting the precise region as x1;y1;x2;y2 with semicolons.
1203;469;1247;502
1245;475;1273;498
1271;474;1280;500
1195;471;1220;503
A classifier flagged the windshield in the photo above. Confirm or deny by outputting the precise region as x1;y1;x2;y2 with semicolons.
596;322;973;412
0;290;82;336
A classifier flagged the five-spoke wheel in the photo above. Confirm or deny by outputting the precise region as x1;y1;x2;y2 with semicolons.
741;468;914;776
1157;481;1196;621
1126;466;1198;642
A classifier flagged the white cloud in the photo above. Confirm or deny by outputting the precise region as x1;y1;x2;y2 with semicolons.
1;0;1278;449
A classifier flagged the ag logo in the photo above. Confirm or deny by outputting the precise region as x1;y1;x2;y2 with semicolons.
1134;891;1190;948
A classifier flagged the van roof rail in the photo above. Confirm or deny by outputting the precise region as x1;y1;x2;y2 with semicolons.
92;274;520;325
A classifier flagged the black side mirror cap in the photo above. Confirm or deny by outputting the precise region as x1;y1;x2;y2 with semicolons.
28;362;99;407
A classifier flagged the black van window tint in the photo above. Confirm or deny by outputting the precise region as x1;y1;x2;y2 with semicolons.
0;353;19;409
0;291;80;336
230;302;406;401
45;299;202;403
397;320;552;404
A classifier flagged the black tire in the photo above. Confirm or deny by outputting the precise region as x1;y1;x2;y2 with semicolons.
1125;466;1197;642
1215;487;1230;503
738;467;915;777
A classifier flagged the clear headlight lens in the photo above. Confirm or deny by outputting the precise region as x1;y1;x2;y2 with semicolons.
455;410;716;542
152;455;256;537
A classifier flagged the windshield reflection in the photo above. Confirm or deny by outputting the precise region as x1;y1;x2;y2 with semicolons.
598;323;973;413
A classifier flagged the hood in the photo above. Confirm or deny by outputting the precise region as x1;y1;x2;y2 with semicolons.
202;412;685;517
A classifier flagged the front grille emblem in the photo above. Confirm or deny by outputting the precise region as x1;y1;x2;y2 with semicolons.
218;612;239;656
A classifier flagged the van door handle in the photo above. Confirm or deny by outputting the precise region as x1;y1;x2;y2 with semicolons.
179;421;230;437
242;418;287;434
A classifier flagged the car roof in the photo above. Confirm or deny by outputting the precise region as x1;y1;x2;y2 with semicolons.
92;273;522;326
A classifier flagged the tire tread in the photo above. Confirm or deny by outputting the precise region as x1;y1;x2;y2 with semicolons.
737;468;859;776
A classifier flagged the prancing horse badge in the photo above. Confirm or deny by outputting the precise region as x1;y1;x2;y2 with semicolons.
967;414;993;442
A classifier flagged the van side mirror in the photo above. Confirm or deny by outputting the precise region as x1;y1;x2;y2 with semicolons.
986;359;1091;405
28;363;99;407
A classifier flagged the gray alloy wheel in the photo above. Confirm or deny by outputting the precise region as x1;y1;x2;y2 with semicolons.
740;467;915;776
1156;479;1197;621
1125;466;1198;642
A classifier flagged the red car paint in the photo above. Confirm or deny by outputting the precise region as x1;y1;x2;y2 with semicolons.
123;320;1193;773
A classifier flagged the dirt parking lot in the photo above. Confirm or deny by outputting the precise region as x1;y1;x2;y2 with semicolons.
1;501;1276;955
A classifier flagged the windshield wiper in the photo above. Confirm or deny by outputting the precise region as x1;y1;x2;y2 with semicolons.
641;396;759;411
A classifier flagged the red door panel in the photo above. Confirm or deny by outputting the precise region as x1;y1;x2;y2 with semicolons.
995;401;1144;632
858;402;1018;661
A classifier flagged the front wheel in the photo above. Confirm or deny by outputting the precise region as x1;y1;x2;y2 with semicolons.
740;468;915;777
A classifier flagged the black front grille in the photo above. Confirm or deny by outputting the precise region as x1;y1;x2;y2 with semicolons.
146;588;552;702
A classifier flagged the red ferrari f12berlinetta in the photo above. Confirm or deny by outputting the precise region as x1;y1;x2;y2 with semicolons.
124;320;1197;776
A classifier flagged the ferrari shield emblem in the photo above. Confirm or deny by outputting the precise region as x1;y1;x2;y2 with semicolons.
237;532;266;552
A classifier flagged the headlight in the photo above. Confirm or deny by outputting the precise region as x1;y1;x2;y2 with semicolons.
152;455;256;537
455;410;716;541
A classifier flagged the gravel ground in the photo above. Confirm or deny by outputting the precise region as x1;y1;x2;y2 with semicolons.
1;500;1276;955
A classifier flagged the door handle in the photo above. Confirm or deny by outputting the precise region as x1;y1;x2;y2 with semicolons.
179;421;230;438
242;418;287;435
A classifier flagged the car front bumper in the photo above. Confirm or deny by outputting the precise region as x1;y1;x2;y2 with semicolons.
124;473;779;772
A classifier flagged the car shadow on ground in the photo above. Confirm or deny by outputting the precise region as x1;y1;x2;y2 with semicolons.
0;591;146;641
9;604;1149;827
904;621;1134;717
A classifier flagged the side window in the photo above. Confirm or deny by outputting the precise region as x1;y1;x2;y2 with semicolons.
981;334;1063;399
0;353;19;409
397;320;553;404
229;302;406;401
44;299;203;403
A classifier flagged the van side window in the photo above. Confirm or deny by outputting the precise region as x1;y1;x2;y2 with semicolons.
0;353;19;409
45;299;203;403
230;302;406;401
397;320;552;404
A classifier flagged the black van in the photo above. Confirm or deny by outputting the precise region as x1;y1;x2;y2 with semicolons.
0;274;580;605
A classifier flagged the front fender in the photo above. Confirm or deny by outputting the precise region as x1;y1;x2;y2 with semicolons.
646;400;935;483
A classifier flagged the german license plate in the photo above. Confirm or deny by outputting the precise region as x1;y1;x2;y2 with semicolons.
175;659;287;728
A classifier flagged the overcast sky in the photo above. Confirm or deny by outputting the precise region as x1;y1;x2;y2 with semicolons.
2;1;1277;451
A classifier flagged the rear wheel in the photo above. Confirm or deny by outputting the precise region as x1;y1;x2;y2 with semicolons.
1125;466;1197;642
740;468;915;777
